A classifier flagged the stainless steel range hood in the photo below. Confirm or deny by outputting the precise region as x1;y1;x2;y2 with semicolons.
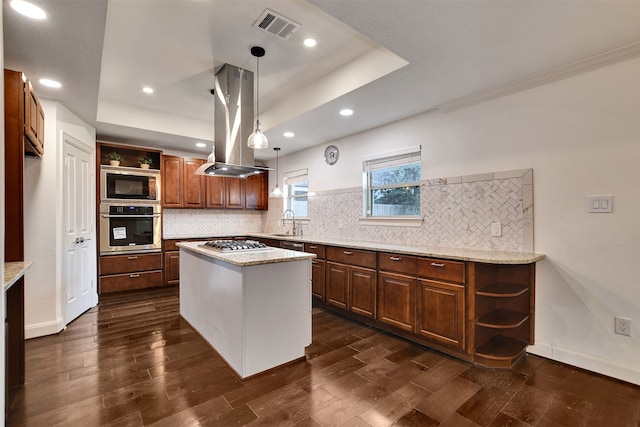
195;63;271;178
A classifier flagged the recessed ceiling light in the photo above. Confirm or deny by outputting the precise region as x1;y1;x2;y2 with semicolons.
303;38;317;48
11;0;46;19
283;132;295;138
39;78;61;88
339;108;354;116
196;142;207;148
142;86;154;94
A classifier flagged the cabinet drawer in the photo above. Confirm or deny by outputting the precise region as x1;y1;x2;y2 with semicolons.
378;252;417;275
305;243;325;259
326;246;376;268
100;253;162;275
100;270;163;293
416;258;465;283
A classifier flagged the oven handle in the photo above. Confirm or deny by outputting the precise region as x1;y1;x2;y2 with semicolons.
100;214;161;218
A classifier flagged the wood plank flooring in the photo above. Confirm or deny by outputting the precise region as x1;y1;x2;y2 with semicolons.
8;286;640;426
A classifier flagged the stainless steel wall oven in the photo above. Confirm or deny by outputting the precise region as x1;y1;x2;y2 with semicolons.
99;204;161;254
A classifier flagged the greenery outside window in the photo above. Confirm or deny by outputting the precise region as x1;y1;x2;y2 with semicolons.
284;169;309;218
362;148;421;219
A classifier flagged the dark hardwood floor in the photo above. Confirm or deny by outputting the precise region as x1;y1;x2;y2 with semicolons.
7;286;640;426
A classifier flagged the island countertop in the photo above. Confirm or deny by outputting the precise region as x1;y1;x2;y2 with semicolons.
176;241;316;267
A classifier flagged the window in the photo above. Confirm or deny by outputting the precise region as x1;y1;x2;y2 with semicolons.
363;148;421;218
284;169;308;217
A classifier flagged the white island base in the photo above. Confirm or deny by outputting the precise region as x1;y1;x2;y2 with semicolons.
178;243;313;379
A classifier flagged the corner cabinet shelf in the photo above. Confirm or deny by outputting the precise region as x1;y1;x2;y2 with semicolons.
471;263;535;368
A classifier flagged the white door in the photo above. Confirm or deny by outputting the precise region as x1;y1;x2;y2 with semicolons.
63;134;96;324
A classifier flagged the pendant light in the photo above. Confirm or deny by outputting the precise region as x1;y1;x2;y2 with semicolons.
270;147;282;197
247;46;268;149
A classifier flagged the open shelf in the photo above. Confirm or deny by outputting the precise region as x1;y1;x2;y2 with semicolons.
475;334;528;360
476;309;529;329
476;282;529;298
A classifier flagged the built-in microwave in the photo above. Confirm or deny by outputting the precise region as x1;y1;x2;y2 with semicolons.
100;166;161;204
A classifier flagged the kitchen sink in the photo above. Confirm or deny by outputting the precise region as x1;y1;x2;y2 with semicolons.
270;233;294;237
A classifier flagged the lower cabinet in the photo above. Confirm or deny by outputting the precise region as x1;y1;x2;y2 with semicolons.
311;259;326;300
416;278;465;350
99;252;163;294
349;266;376;318
378;271;416;332
164;250;180;286
326;246;377;319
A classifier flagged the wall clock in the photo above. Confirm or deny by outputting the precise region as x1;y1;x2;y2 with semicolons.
324;145;339;165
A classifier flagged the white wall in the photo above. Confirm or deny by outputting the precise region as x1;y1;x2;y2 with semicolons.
269;58;640;384
24;101;96;338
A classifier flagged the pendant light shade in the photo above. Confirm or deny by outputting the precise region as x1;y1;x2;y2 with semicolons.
248;46;268;149
270;147;282;197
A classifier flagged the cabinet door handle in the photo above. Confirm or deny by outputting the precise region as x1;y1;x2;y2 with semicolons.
344;251;353;255
129;274;140;278
430;262;445;268
127;256;138;260
390;257;402;261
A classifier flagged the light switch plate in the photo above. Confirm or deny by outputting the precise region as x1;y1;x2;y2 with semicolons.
588;196;613;213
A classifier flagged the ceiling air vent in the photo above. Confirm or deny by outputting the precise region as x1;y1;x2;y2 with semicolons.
254;9;300;41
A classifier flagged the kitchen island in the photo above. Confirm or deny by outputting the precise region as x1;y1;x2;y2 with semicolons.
177;241;316;379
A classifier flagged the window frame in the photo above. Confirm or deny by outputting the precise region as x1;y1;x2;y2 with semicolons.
360;147;423;226
283;168;309;219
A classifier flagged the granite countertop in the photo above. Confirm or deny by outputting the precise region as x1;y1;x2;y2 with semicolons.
249;234;545;265
166;234;544;265
4;261;33;291
177;241;316;267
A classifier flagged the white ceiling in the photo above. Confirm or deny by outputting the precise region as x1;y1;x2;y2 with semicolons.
4;0;640;161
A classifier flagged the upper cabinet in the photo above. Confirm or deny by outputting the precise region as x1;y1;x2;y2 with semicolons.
163;154;268;210
24;79;45;157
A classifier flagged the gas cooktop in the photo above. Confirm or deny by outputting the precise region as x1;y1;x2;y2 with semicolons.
201;240;271;252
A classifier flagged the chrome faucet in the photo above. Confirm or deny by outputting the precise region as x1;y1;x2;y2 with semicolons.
282;209;300;236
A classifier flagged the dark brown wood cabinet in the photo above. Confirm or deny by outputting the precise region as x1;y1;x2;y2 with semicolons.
245;172;268;210
326;246;377;319
162;155;183;208
183;158;205;208
99;252;163;293
162;155;206;208
306;243;326;301
416;278;465;350
378;271;416;332
377;253;417;332
24;79;44;157
205;176;245;209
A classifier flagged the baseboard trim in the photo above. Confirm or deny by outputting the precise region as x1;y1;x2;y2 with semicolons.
25;317;64;339
529;341;640;386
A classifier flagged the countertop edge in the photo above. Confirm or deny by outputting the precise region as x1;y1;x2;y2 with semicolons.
164;234;545;264
177;241;316;266
4;261;33;291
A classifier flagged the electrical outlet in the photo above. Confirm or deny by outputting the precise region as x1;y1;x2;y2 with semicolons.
491;222;502;237
338;220;344;229
615;316;631;336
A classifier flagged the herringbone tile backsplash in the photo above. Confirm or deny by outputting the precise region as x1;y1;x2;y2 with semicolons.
264;169;533;252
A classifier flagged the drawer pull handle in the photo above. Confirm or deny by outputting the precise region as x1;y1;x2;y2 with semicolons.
127;256;138;260
309;245;317;249
344;251;353;255
129;274;140;278
390;257;402;261
431;262;445;268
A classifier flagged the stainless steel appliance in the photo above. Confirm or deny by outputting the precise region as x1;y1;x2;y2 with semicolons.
201;240;271;252
100;165;161;203
99;204;161;254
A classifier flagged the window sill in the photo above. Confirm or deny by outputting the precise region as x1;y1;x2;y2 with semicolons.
358;216;424;227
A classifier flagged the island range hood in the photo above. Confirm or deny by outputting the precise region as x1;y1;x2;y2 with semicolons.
195;63;271;178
